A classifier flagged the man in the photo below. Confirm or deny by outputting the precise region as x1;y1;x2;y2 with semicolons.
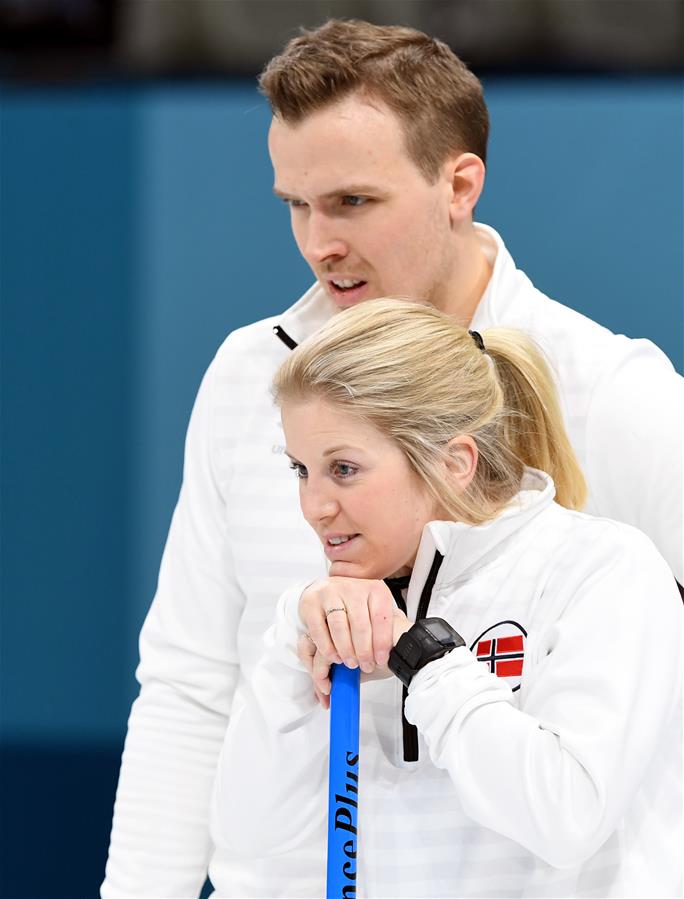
102;19;683;898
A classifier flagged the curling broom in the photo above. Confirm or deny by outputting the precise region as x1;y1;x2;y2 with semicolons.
326;663;361;898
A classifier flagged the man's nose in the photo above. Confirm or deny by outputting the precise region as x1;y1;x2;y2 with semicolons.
302;213;348;265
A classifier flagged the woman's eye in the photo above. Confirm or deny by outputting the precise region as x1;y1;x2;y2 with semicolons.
331;461;358;479
289;461;308;479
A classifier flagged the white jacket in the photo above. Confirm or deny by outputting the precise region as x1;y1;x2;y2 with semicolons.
211;471;683;898
102;225;684;897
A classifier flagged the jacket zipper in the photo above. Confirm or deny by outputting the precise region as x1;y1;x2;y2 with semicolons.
385;550;444;762
273;325;298;350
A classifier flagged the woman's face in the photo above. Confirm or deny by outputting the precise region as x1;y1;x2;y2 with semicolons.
282;398;442;579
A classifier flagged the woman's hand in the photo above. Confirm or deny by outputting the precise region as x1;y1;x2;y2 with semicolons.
296;577;411;707
298;577;395;671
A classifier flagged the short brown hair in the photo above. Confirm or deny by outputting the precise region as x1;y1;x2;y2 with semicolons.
259;19;489;181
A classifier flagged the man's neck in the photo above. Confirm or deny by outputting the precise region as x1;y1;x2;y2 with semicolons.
436;226;493;326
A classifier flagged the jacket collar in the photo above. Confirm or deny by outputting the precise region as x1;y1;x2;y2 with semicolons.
274;223;524;348
469;223;535;332
405;469;556;618
276;281;337;347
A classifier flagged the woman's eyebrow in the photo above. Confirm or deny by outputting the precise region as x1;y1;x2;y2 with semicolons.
323;445;366;456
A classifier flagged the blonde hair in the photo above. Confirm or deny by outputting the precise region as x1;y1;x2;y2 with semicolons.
273;299;586;524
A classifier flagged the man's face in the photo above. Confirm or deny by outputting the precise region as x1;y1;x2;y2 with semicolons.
269;94;458;310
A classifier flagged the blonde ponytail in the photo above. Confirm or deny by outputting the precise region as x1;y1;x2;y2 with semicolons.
483;329;587;510
273;299;586;524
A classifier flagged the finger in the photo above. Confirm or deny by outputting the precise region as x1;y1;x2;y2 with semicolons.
306;605;343;665
312;649;332;697
369;583;396;667
324;603;358;668
344;592;376;673
299;583;342;664
314;686;331;711
296;633;317;675
297;635;331;708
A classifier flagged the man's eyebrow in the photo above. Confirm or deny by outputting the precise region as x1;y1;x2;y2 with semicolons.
323;185;379;199
273;185;380;200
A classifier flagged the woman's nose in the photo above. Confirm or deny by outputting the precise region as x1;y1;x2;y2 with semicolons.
300;482;340;525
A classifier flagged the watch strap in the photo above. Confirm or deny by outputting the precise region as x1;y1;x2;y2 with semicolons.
389;617;464;688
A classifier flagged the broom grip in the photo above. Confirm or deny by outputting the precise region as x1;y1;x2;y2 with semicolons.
326;664;361;899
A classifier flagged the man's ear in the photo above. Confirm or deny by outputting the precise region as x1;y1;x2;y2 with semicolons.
444;435;478;491
443;153;486;225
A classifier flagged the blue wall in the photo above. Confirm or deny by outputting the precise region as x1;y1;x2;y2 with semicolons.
480;77;683;361
1;77;682;897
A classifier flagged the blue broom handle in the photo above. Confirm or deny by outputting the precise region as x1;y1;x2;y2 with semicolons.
326;664;361;899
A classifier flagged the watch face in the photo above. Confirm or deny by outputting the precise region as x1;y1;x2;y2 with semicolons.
423;620;454;644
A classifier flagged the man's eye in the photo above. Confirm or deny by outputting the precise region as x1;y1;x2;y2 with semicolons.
331;461;358;479
283;198;307;208
289;461;308;479
342;196;367;207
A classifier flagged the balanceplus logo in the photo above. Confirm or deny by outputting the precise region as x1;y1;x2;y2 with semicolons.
333;750;359;897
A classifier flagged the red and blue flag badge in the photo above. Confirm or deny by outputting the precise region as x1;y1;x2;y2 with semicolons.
470;620;527;692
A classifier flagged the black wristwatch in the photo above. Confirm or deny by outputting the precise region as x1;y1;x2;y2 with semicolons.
388;618;465;688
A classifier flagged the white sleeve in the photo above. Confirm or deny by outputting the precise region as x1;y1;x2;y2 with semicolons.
102;357;244;898
584;346;684;583
405;528;683;870
210;583;329;858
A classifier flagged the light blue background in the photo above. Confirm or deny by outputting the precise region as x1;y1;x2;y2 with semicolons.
1;75;682;896
3;77;682;742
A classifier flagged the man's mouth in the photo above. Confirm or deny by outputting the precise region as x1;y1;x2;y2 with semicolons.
330;278;366;290
326;277;369;305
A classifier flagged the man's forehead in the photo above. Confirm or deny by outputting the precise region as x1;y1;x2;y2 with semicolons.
268;95;408;160
269;92;398;133
268;99;418;195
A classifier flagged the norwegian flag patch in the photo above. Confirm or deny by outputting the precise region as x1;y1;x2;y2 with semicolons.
470;620;527;692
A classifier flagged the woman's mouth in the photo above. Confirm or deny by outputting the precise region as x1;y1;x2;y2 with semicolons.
323;533;360;558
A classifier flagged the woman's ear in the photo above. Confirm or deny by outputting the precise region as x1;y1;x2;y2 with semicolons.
444;435;478;491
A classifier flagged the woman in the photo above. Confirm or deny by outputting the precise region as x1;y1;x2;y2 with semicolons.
209;299;681;898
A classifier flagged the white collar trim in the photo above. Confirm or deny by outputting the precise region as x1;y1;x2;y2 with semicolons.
406;469;556;615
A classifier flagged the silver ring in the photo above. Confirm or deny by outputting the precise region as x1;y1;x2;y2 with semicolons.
325;606;346;618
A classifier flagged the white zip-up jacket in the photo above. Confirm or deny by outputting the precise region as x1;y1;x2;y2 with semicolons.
211;471;682;898
102;225;684;897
